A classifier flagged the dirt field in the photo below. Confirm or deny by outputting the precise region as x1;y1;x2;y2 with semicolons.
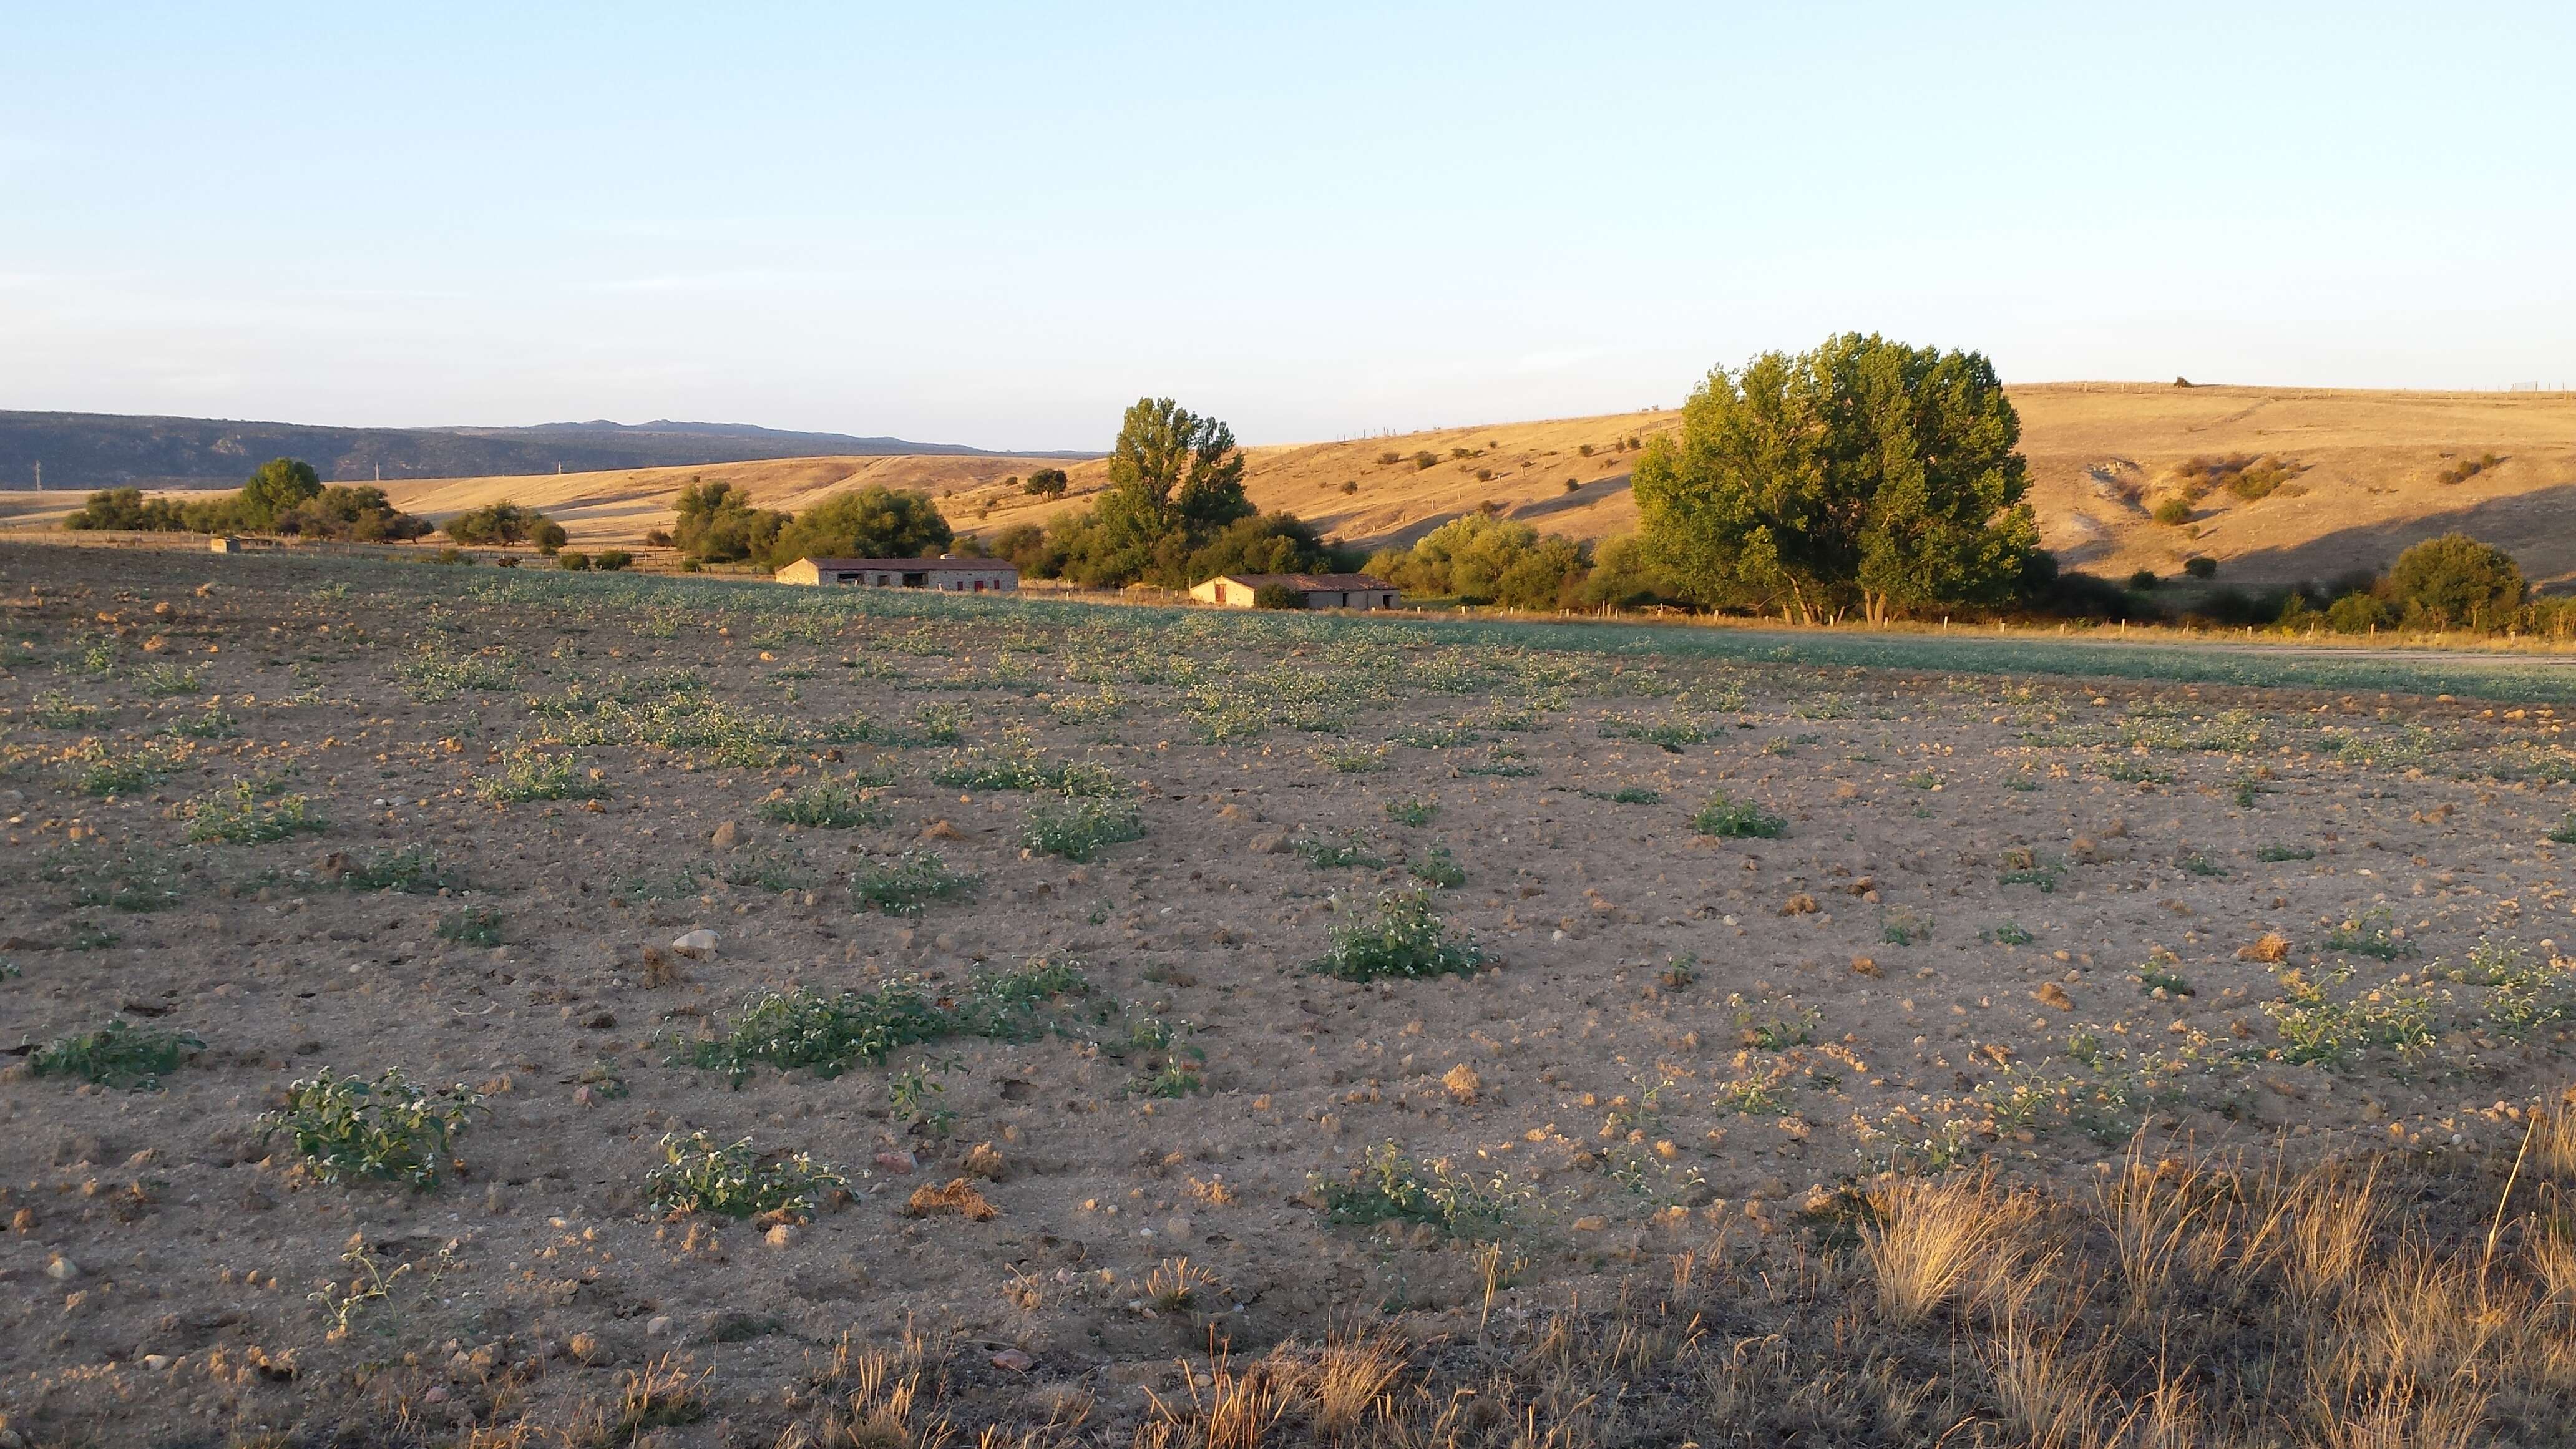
7;545;2576;1447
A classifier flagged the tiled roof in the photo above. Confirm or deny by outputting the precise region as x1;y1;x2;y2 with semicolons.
796;557;1015;570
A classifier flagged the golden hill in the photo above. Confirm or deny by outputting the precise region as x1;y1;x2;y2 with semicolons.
2;384;2567;588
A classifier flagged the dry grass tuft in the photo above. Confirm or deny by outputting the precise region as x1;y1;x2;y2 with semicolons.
1861;1169;2033;1326
905;1177;998;1221
2238;931;2292;962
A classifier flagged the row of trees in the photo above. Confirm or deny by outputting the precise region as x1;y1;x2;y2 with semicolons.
1360;514;1671;611
64;459;433;541
661;478;953;568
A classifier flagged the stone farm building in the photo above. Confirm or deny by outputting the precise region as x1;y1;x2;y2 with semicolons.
1189;572;1400;610
774;557;1019;592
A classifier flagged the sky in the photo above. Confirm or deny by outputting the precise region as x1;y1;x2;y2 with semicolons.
2;2;2570;450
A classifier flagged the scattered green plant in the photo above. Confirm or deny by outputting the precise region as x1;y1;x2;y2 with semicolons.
1310;887;1483;982
852;851;980;914
644;1130;847;1219
258;1068;483;1189
180;781;326;844
2323;906;2414;960
1021;797;1145;861
1693;791;1786;838
437;905;504;947
31;1018;202;1089
1294;832;1385;869
1316;1141;1519;1239
1383;797;1439;827
758;778;886;829
1408;844;1466;889
474;750;606;803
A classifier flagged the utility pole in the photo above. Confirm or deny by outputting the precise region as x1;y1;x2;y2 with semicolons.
32;461;39;491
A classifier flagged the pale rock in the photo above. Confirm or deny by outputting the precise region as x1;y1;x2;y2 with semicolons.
671;929;718;957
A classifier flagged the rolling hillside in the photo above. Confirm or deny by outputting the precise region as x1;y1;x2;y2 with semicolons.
4;384;2570;590
0;410;1079;492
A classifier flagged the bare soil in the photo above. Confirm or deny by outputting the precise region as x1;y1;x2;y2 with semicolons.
4;545;2574;1446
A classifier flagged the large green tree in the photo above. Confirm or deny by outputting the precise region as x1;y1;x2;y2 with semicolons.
766;485;952;565
671;478;791;564
1633;334;2039;625
2388;533;2524;630
1093;398;1251;581
237;457;323;530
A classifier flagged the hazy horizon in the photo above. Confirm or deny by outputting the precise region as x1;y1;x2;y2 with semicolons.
5;3;2569;451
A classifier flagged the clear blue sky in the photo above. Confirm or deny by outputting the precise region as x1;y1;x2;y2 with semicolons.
4;3;2569;449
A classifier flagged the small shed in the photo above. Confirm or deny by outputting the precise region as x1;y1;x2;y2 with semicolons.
774;556;1019;592
208;535;240;554
1189;572;1400;610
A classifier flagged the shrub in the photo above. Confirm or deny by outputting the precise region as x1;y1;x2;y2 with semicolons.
1310;887;1483;982
2436;452;2502;485
595;550;632;571
1252;583;1304;610
2325;592;2391;633
1693;791;1787;838
1022;797;1145;861
557;551;592;572
2183;555;2217;580
2128;569;2158;591
258;1068;482;1189
2152;498;2193;526
32;1019;202;1089
2388;532;2524;630
1564;478;1580;493
644;1131;847;1220
1376;451;1402;466
1413;451;1437;470
852;851;978;915
1341;480;1359;494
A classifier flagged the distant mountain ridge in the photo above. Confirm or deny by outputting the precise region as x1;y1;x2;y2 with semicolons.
0;409;1089;491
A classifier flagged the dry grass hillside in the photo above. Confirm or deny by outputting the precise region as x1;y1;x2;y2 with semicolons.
3;384;2569;588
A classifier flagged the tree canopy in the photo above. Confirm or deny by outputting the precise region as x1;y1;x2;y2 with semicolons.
768;485;954;564
1088;398;1252;583
1023;467;1069;499
671;478;791;564
444;500;557;546
2388;533;2525;629
1632;333;2039;625
238;457;323;530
